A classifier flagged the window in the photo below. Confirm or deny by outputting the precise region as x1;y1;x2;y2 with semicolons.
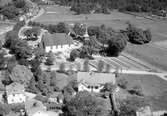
95;86;98;89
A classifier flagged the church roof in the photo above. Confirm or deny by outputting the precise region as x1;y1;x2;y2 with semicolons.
6;82;25;95
42;33;73;46
77;72;116;86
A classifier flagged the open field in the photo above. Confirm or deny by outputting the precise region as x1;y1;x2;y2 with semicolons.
35;5;167;71
36;5;167;41
119;74;167;110
125;43;167;71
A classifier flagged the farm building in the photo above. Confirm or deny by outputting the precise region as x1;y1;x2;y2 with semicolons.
6;82;26;104
41;32;79;54
77;72;116;93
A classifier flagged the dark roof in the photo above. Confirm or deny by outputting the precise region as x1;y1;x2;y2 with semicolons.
42;33;73;46
77;72;116;86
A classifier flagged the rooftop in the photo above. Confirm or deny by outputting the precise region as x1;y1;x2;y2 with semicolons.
77;72;116;86
6;82;25;95
42;32;73;46
25;99;46;116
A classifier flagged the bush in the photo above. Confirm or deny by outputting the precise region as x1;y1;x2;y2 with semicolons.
117;78;128;89
126;23;152;44
128;85;144;97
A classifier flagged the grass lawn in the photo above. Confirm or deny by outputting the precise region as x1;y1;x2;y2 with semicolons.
119;74;167;110
124;43;167;71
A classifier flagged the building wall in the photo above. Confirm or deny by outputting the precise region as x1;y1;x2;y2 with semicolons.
32;111;48;116
78;83;104;93
7;94;26;104
78;83;92;92
45;44;75;53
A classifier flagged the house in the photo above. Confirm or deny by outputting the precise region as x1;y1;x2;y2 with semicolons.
6;82;26;104
25;99;60;116
48;92;64;104
41;32;80;54
25;99;46;116
77;72;116;93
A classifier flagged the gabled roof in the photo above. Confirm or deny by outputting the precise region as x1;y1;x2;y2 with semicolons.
6;82;25;95
42;32;73;46
77;72;116;86
25;99;46;116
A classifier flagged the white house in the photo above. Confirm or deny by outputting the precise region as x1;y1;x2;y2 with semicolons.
48;92;64;104
41;32;80;55
77;72;116;93
6;82;26;104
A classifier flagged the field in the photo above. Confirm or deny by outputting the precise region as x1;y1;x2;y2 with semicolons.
125;43;167;71
119;74;167;110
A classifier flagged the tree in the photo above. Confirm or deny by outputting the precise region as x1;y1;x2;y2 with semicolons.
24;27;41;40
11;39;33;59
59;63;66;72
83;59;89;72
56;22;68;33
105;33;127;57
103;83;116;93
0;40;2;49
10;64;34;84
0;103;10;116
97;60;105;72
45;51;55;65
119;96;148;116
117;78;128;89
4;30;18;49
64;91;109;116
105;64;110;73
69;49;80;61
13;0;26;9
88;26;101;36
126;23;151;44
0;52;6;69
0;5;19;19
73;23;85;36
128;85;144;97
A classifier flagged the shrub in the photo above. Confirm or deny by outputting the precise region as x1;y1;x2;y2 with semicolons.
126;23;152;44
117;78;128;89
128;85;144;97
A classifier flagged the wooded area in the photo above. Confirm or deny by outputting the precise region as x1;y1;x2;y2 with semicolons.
50;0;167;14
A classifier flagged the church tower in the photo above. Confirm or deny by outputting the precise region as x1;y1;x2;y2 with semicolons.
83;16;90;41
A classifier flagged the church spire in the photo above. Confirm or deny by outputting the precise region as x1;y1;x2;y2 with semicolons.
83;16;89;40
